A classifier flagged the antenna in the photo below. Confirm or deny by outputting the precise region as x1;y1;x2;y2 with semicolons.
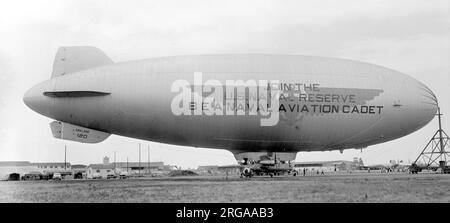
113;151;117;174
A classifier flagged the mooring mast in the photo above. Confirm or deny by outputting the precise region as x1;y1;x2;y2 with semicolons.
412;107;450;171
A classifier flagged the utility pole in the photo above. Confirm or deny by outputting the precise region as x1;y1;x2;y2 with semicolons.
127;157;129;173
148;145;150;175
139;143;141;176
64;145;67;171
113;151;117;173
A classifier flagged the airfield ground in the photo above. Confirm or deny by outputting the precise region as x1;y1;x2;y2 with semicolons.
0;172;449;202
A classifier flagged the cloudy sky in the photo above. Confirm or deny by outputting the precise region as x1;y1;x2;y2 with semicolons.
0;0;448;168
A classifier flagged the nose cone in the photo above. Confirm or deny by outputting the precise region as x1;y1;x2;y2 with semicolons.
23;80;54;117
397;78;438;135
379;71;438;142
415;82;438;126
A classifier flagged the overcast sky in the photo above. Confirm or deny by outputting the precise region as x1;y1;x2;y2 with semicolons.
0;0;448;168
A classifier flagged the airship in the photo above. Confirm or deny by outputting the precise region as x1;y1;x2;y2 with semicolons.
24;46;438;173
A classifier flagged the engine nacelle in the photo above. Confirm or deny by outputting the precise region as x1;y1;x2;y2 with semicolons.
50;121;110;143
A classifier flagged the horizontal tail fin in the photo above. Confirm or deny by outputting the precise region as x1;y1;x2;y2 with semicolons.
51;46;113;78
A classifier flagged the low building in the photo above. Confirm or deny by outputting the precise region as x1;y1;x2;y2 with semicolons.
87;164;114;179
72;164;87;172
293;160;356;172
0;161;40;180
72;164;87;179
197;165;220;174
33;162;72;174
113;162;175;175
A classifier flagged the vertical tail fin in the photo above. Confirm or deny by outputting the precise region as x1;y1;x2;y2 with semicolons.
51;46;113;78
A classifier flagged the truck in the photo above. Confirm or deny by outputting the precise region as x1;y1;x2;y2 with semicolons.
52;173;62;181
409;164;422;174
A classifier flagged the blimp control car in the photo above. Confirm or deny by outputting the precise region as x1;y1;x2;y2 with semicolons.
24;46;438;175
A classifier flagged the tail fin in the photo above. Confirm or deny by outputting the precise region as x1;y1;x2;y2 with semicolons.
51;46;113;78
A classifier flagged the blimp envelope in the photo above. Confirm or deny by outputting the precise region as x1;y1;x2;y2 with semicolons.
49;121;110;143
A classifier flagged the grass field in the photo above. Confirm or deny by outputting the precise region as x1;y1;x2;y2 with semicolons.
1;173;449;202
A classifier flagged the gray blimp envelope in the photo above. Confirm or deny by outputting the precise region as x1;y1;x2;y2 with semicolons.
24;46;438;162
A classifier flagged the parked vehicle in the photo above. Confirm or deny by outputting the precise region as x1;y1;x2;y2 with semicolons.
22;172;43;180
107;174;117;179
92;173;102;179
409;164;423;174
119;172;130;179
74;172;84;179
52;173;62;181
